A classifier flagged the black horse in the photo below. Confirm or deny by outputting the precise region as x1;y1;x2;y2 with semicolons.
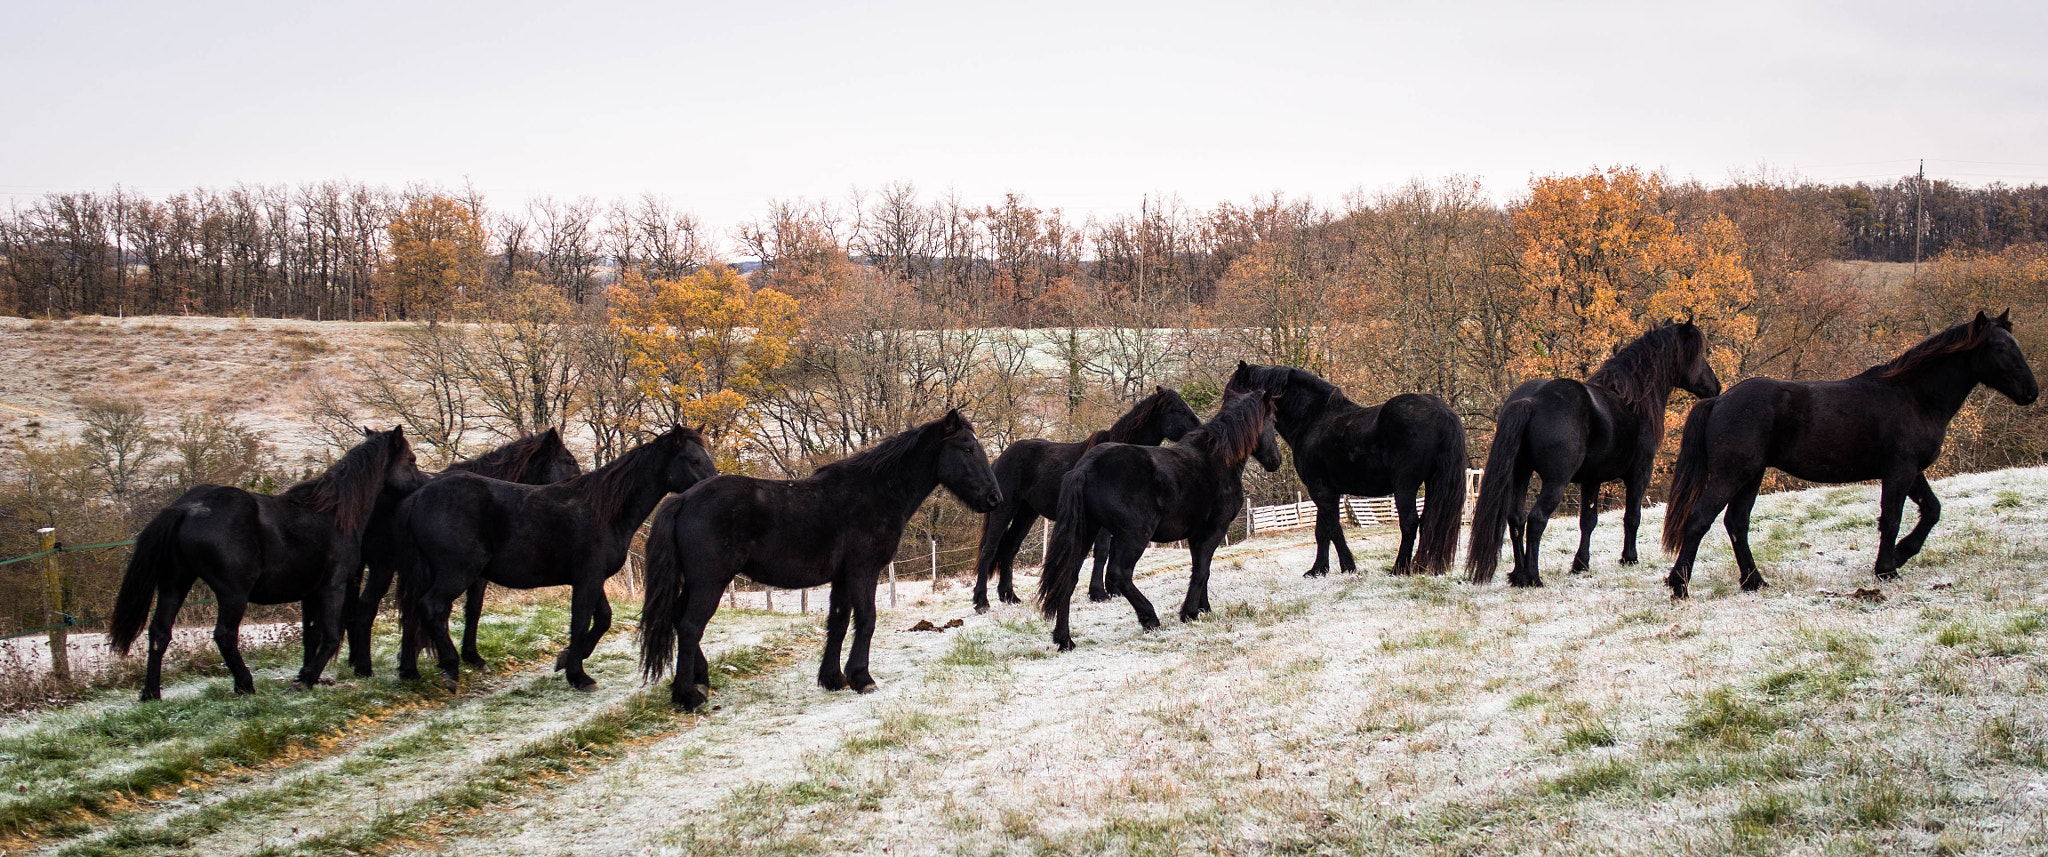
972;386;1202;612
1037;390;1282;651
111;427;426;701
397;425;716;691
1662;311;2038;597
639;409;1001;711
1467;322;1721;587
1225;362;1469;576
347;428;583;677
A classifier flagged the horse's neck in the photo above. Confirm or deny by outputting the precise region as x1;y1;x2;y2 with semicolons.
1885;353;1980;415
1275;388;1337;444
840;456;942;524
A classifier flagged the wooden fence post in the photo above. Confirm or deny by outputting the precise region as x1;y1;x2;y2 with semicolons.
37;527;69;683
888;561;897;608
930;538;938;590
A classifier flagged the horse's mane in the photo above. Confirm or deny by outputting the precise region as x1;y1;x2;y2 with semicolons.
281;429;398;537
450;429;569;481
815;417;945;481
1228;364;1339;430
1078;429;1113;452
1100;389;1181;443
1870;320;1991;379
1180;392;1270;466
569;426;701;530
1587;324;1700;422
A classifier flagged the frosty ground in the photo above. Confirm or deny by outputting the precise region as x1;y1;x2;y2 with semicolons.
7;469;2048;856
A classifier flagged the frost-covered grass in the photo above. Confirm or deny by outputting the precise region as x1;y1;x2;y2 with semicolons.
12;468;2048;856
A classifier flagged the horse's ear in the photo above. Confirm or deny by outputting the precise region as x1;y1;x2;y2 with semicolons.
391;425;404;437
1998;308;2013;329
942;407;966;433
1155;384;1167;395
1975;310;1992;329
360;425;374;438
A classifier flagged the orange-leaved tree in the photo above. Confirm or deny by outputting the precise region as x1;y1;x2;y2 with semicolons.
380;194;486;323
608;266;801;463
1512;167;1755;381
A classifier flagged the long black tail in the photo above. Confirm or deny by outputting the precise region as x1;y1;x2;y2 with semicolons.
639;495;687;682
1413;406;1469;574
1036;468;1098;619
112;506;186;656
1662;397;1718;554
1465;399;1534;583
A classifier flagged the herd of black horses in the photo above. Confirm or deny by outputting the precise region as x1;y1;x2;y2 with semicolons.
105;312;2037;707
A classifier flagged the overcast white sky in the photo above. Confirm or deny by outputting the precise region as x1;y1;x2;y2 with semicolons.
5;0;2045;251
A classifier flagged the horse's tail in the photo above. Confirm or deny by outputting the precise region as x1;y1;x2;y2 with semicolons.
1662;397;1718;554
112;506;186;656
1037;468;1098;619
1414;408;1469;575
639;495;686;683
1465;399;1534;583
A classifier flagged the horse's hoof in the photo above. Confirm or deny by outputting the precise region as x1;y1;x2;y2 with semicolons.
1088;590;1113;603
552;650;571;671
438;675;459;693
974;602;991;614
571;680;597;693
1618;556;1640;566
856;682;878;694
464;658;490;674
1303;569;1328;578
286;681;310;694
999;592;1021;605
1053;635;1075;652
819;674;848;691
1875;569;1901;582
675;688;707;711
139;690;161;703
1668;584;1690;600
1140;618;1162;632
1179;611;1201;623
397;668;420;681
695;683;713;699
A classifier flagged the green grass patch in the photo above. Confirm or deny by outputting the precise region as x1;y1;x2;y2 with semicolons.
1680;687;1781;750
1559;719;1617;751
1541;757;1636;798
1378;627;1469;653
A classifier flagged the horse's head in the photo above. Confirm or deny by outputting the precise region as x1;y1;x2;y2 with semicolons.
1676;322;1722;399
1972;310;2039;406
656;424;720;493
934;408;1002;513
1154;386;1203;442
1252;391;1283;473
537;427;584;483
379;425;428;496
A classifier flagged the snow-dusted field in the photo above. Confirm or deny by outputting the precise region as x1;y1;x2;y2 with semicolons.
9;468;2048;856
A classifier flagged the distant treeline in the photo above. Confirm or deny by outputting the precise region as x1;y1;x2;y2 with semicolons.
3;174;2045;322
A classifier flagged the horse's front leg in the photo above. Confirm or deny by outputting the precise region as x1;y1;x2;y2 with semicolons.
818;582;852;691
1872;475;1914;581
555;583;610;692
348;560;394;677
290;574;349;691
460;578;490;671
1179;534;1225;623
1619;475;1648;566
1891;475;1942;567
843;582;880;694
1570;482;1598;573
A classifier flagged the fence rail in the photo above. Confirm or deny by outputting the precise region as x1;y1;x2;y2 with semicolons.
1245;469;1484;536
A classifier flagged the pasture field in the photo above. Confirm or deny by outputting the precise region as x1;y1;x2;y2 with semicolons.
5;468;2048;855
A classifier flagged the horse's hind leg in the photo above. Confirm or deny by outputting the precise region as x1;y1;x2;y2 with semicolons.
142;579;193;701
1089;531;1119;601
818;583;853;691
1516;476;1569;587
1389;490;1417;575
1665;471;1747;599
671;577;725;710
843;581;880;694
1323;494;1359;574
1570;482;1598;574
1106;535;1160;631
1891;475;1942;567
291;577;349;691
460;578;489;671
1724;475;1769;591
213;598;256;694
1505;471;1532;575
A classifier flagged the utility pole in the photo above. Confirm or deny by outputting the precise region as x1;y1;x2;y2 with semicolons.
1137;195;1147;303
1914;159;1925;279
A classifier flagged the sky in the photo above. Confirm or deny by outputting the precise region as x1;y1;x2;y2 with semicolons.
4;0;2045;253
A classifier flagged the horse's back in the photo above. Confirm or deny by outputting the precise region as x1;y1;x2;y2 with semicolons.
1714;376;1926;482
992;437;1080;514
